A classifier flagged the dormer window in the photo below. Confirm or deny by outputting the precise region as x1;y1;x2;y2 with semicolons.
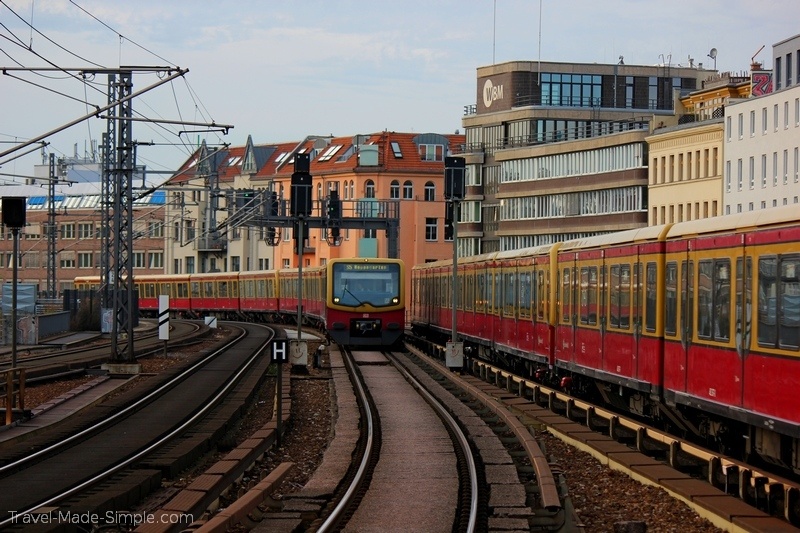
319;145;342;161
419;144;443;162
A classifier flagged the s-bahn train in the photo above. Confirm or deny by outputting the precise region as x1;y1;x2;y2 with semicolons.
411;204;800;474
74;258;405;348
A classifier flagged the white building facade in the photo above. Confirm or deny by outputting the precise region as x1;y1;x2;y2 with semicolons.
724;35;800;214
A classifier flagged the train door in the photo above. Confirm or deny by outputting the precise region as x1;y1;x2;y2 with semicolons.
663;239;690;397
500;261;518;350
518;260;536;359
685;235;741;409
604;258;636;379
575;253;602;371
554;253;577;366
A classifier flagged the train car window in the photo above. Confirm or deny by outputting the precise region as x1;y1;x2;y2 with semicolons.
504;271;516;317
698;259;731;341
759;256;800;348
645;262;657;332
698;261;713;338
665;262;678;336
715;260;731;341
622;265;632;329
179;282;188;298
780;257;799;348
580;267;598;326
491;272;496;315
633;263;642;330
219;281;228;298
520;270;531;319
465;272;473;311
609;266;619;328
231;280;238;298
561;268;571;323
609;265;621;328
204;281;214;298
476;272;485;313
537;268;546;320
735;258;743;345
191;281;200;298
681;262;692;339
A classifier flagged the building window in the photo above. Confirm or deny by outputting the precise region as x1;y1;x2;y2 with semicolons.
391;141;403;158
59;251;75;268
737;113;743;139
186;256;194;274
776;57;782;90
231;256;240;272
750;110;755;136
403;180;413;199
425;218;438;241
149;252;164;269
365;180;375;198
418;144;443;161
763;107;768;134
78;252;93;268
737;158;742;190
133;252;145;269
424;182;435;201
390;180;400;199
749;156;755;189
61;223;75;239
78;223;94;239
282;259;290;268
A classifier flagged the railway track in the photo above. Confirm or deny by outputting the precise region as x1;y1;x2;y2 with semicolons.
407;335;800;532
0;322;275;530
0;319;207;383
220;344;577;532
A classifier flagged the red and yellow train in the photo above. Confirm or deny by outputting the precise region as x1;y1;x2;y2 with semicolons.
75;258;405;348
411;204;800;473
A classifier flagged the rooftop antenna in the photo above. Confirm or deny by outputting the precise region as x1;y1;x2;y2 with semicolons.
708;48;717;70
492;0;496;64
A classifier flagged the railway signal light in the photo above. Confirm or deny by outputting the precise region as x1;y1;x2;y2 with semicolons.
264;191;280;246
327;190;342;241
444;201;454;240
444;156;465;201
290;153;312;217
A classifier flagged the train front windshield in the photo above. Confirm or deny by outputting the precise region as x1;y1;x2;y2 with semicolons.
332;262;401;307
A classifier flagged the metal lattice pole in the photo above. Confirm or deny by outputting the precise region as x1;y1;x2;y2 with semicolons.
109;71;135;363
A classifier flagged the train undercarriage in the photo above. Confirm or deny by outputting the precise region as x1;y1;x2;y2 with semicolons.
412;323;800;479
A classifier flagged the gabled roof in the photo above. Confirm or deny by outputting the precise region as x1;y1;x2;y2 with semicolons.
168;131;467;184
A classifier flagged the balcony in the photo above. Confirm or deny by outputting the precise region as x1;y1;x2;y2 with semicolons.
195;235;227;252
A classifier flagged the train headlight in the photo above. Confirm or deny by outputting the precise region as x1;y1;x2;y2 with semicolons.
333;296;340;304
391;297;398;304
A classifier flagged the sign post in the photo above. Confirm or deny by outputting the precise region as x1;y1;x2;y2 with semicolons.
444;158;465;370
271;339;288;445
158;295;170;357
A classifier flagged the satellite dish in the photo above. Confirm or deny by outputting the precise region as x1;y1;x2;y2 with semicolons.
709;48;717;59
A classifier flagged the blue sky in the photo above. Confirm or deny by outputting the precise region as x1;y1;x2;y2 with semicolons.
1;0;798;180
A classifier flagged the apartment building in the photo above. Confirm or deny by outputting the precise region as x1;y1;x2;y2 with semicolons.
460;59;710;253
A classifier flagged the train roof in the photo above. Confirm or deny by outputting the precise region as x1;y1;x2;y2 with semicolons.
558;224;672;252
666;204;800;239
